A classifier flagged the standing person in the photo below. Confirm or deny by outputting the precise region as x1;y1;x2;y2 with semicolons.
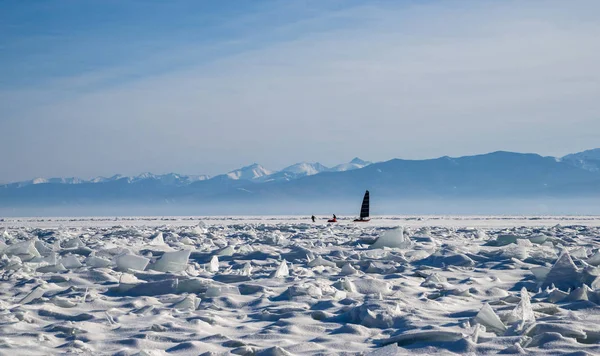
311;215;316;222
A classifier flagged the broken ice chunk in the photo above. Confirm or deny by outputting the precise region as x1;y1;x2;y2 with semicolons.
5;240;41;260
587;252;600;266
370;227;412;249
474;303;507;333
115;254;149;271
148;232;165;245
59;255;83;269
19;284;51;305
542;251;582;290
150;249;191;273
340;263;358;276
530;266;550;281
308;256;336;268
271;260;289;278
85;255;112;268
241;262;252;276
208;255;219;273
506;287;535;329
172;294;199;310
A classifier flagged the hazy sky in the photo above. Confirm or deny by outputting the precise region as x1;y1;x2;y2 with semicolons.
1;0;599;182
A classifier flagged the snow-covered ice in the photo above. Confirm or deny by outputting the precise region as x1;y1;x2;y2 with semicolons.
0;215;600;355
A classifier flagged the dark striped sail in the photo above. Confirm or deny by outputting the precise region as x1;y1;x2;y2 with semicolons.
359;190;370;219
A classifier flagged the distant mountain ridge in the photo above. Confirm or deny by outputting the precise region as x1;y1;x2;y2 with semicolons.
3;157;372;188
561;148;600;172
3;172;211;188
1;151;599;212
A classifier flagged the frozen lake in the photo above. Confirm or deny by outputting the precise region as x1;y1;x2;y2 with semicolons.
1;216;600;355
3;215;600;229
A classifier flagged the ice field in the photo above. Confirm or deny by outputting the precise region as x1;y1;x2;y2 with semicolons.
1;216;600;355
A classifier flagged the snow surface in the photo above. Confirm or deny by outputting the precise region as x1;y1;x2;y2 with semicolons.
1;216;600;355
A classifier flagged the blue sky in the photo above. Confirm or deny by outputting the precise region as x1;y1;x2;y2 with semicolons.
1;0;599;182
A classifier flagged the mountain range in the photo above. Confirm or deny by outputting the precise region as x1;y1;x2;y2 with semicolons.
1;151;599;215
3;157;371;188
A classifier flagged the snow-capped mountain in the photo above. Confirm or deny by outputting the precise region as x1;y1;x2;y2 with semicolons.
562;148;600;172
6;173;210;188
257;159;370;182
329;157;372;172
37;177;84;185
282;162;328;176
224;163;272;181
187;174;211;182
129;173;210;185
8;177;85;188
261;162;329;182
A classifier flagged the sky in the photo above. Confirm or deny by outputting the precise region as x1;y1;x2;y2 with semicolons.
1;0;599;183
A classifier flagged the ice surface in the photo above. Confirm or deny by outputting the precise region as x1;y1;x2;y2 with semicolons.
172;294;200;310
474;303;507;333
506;287;535;329
417;250;475;267
5;240;40;260
366;344;400;355
34;239;54;256
570;247;588;259
148;232;165;245
62;237;85;248
116;278;178;296
488;234;519;246
115;253;149;271
216;245;235;256
529;235;548;244
241;262;253;276
501;244;529;260
370;227;412;249
59;255;83;269
19;284;51;304
547;288;569;303
205;284;240;297
2;216;600;355
85;255;112;268
587;252;600;266
340;263;358;276
567;286;590;301
377;330;464;347
308;256;336;268
271;259;289;278
542;251;582;290
149;249;191;272
421;272;448;288
1;230;11;240
208;255;219;273
530;266;550;281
